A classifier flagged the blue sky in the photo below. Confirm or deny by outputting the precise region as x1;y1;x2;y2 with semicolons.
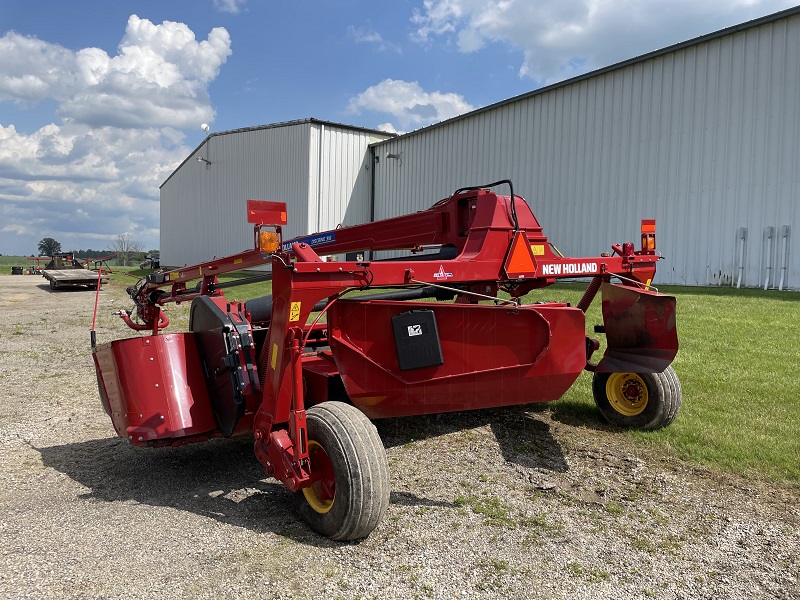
1;0;796;255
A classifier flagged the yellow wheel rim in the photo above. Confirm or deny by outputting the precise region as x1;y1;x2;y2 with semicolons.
302;440;335;514
606;373;648;417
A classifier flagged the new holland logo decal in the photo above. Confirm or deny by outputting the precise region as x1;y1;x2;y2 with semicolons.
433;265;453;279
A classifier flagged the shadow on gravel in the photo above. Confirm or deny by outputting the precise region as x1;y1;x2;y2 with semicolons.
35;283;97;293
35;431;475;547
548;398;617;432
375;404;569;473
35;436;339;546
35;405;568;546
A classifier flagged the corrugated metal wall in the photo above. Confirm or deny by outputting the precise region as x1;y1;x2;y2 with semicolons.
308;124;386;234
161;122;389;267
372;12;800;289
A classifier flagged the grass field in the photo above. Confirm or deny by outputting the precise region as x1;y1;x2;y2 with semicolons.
541;285;800;486
83;267;800;487
0;255;36;269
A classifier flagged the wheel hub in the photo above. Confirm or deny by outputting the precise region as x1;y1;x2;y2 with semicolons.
606;373;649;416
302;440;336;514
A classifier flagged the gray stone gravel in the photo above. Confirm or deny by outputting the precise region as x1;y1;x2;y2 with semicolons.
1;274;798;599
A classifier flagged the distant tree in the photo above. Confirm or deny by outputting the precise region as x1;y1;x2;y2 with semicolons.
37;237;61;257
108;233;144;267
67;249;110;259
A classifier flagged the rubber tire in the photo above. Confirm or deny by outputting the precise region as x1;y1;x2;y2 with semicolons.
293;401;390;540
592;366;682;430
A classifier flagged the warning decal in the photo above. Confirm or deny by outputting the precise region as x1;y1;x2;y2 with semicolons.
503;231;537;277
289;302;301;322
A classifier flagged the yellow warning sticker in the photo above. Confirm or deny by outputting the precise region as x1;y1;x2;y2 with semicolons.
289;302;301;321
270;343;278;370
530;244;545;256
234;258;242;264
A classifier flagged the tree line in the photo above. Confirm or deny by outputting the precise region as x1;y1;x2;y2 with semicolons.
35;235;158;267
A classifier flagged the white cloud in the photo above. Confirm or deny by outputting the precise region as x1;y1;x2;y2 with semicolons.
347;79;474;132
0;33;80;103
213;0;248;14
0;16;231;254
411;0;798;84
347;22;401;53
348;24;384;44
0;15;231;129
0;122;184;231
376;122;400;135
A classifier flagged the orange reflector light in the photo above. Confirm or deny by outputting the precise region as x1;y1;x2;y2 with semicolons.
641;219;656;252
259;231;280;253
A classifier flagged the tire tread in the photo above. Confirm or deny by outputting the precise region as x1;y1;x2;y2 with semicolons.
592;367;682;431
296;402;389;540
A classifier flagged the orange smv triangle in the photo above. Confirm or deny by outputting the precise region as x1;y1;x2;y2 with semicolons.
503;231;537;278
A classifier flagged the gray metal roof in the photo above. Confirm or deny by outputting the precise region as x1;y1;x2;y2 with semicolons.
161;118;394;188
202;118;395;139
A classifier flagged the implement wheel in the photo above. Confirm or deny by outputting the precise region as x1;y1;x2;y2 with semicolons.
293;401;389;540
592;366;682;430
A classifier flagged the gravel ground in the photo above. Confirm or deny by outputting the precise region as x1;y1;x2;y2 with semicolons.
0;274;798;599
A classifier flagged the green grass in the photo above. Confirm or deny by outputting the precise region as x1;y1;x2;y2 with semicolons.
547;284;800;486
0;254;29;263
636;286;799;484
108;267;273;302
0;255;34;270
101;266;800;486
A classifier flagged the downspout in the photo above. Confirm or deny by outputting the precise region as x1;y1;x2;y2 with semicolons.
779;225;791;291
736;227;747;289
369;145;377;224
369;145;377;261
763;226;774;290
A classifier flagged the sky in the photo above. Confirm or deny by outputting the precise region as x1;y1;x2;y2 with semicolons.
0;0;797;256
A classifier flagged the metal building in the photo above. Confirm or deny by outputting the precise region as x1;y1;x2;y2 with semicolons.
161;7;798;289
370;7;799;289
160;119;393;267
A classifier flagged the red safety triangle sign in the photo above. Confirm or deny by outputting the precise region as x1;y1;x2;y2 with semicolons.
503;231;538;278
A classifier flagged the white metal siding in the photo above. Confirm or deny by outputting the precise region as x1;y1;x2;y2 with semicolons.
161;123;389;267
161;125;311;267
372;13;800;289
307;125;384;235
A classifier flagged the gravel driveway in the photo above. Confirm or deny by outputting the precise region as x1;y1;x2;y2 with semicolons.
0;274;797;599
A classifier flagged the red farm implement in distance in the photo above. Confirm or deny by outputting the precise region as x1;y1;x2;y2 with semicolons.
92;181;680;540
26;256;49;275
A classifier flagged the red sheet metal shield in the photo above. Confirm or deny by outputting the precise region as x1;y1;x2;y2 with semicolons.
93;333;217;445
327;300;587;419
594;283;678;373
